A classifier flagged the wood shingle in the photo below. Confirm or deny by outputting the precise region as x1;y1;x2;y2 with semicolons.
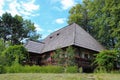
25;23;105;53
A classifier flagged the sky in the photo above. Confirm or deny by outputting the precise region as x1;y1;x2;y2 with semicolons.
0;0;82;39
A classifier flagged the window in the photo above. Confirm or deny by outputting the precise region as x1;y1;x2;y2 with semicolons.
57;33;60;36
50;36;52;39
84;54;89;59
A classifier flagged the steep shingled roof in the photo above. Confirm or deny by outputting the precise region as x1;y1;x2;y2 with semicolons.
74;23;104;52
25;23;105;54
42;23;75;53
25;40;44;54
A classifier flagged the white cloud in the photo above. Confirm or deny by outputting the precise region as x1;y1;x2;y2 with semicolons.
55;18;66;24
34;24;44;33
0;0;40;18
60;0;76;10
50;0;76;10
7;0;21;16
47;30;53;33
21;0;39;13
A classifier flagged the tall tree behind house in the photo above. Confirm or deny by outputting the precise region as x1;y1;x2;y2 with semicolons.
68;0;120;49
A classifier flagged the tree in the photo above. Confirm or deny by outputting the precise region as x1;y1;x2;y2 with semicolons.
0;13;12;42
1;45;29;66
0;12;40;45
53;46;76;66
65;46;76;66
53;48;65;66
68;0;120;49
87;0;120;49
68;1;92;33
87;0;117;49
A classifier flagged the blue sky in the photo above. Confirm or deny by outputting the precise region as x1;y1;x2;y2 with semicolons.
0;0;82;39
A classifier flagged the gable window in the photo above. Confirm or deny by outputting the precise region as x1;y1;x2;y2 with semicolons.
57;33;60;36
50;36;53;39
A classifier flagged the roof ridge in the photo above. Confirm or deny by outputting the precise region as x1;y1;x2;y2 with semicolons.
74;24;105;52
45;23;77;38
73;23;76;44
29;40;45;44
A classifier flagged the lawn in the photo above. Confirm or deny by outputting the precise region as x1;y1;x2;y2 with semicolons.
0;73;120;80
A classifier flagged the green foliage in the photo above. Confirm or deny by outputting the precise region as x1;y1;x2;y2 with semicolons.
53;46;76;66
53;48;64;66
0;12;40;45
0;65;5;74
5;64;79;73
39;66;64;73
65;66;78;73
0;39;5;54
5;64;64;73
0;39;11;67
68;3;91;33
2;45;28;66
65;46;76;66
0;56;9;66
68;0;120;49
5;64;23;73
94;67;107;73
94;50;118;72
79;67;83;73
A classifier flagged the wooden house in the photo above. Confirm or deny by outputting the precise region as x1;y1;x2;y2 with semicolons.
25;23;105;72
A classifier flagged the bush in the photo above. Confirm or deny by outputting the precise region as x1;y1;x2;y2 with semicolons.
40;65;64;73
79;67;83;73
5;64;23;73
93;50;118;72
23;65;42;73
5;64;64;73
94;67;107;73
53;46;76;66
2;45;28;66
65;66;78;73
0;65;5;74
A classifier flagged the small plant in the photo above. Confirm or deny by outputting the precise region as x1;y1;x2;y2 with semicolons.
65;66;78;73
5;64;64;73
79;67;83;73
94;67;107;73
0;65;5;74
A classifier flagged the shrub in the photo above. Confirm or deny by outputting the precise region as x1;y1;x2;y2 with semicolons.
5;64;64;73
94;67;107;73
0;65;5;74
93;50;118;72
65;66;78;73
5;63;23;73
22;65;42;73
79;67;83;73
0;56;8;74
53;46;76;66
2;45;28;66
5;64;40;73
5;63;80;73
40;65;64;73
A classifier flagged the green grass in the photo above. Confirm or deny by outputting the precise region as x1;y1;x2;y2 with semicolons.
0;73;120;80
